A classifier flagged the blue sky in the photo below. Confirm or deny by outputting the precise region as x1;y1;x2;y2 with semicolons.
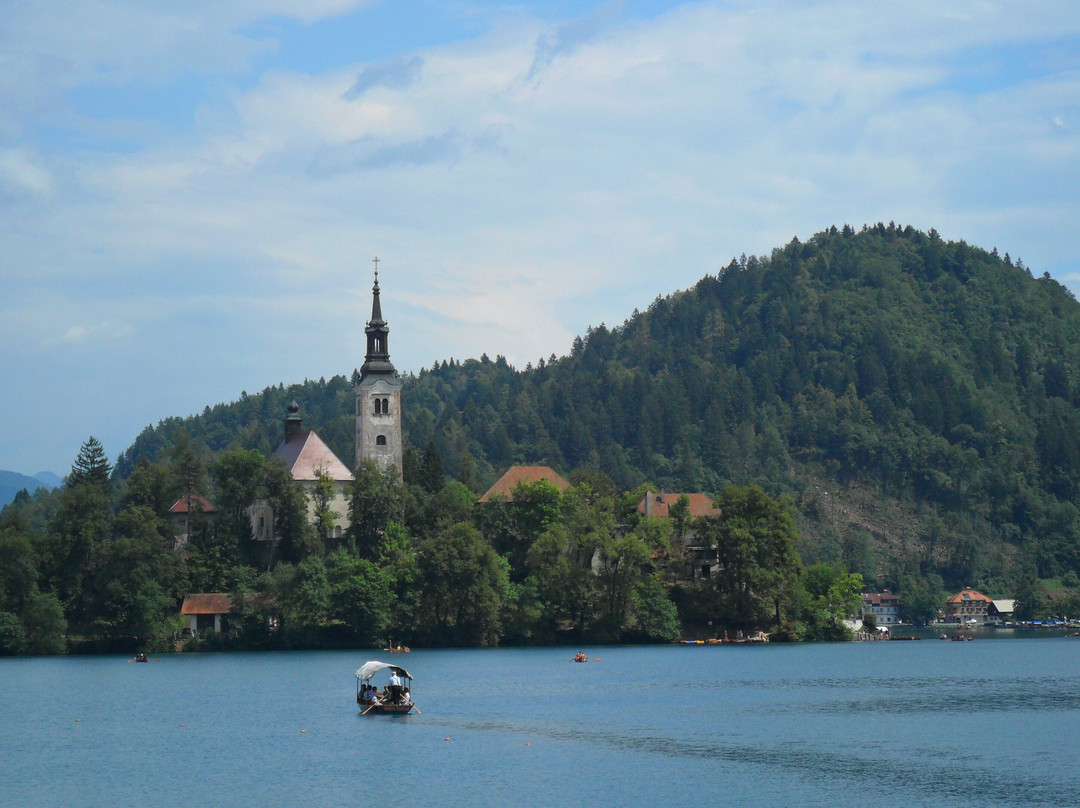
2;0;1079;476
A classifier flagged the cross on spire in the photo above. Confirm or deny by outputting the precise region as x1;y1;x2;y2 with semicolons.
372;255;380;283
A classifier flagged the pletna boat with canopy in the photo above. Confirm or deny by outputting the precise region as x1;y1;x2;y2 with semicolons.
355;661;417;715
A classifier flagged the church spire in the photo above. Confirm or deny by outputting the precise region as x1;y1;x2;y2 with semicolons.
370;256;384;325
360;256;395;380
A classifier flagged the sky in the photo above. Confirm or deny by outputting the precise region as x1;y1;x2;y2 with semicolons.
2;0;1079;476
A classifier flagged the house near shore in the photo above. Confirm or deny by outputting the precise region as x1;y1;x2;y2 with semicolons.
861;591;901;626
986;599;1015;626
945;588;993;624
636;490;721;580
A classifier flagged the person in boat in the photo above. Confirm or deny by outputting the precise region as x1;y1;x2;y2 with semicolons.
388;670;403;704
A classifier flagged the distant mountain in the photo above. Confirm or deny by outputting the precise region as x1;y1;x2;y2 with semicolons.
34;471;62;489
1;470;59;507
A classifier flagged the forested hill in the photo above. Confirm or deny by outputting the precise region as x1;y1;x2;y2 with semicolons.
118;223;1080;589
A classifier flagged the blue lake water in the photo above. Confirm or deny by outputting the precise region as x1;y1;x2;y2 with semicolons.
2;638;1078;807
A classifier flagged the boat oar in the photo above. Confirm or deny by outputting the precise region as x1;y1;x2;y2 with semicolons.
361;702;378;716
411;705;421;715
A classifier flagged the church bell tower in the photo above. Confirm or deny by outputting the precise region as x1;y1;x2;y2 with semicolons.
354;257;403;478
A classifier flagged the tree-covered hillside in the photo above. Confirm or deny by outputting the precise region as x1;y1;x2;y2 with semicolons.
117;224;1080;594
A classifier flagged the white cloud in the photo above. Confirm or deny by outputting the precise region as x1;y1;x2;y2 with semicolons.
0;147;53;194
55;321;136;345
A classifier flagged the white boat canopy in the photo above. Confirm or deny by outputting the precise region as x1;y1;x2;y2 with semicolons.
355;660;412;681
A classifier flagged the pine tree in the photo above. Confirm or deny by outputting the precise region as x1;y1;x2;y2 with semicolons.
67;436;111;489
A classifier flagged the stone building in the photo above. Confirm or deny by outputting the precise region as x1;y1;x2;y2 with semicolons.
249;401;353;548
274;400;352;537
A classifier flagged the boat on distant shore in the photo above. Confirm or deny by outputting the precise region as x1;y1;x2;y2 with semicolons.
356;661;417;715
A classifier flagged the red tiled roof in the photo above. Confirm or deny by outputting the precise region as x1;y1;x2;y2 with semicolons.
169;494;217;514
181;593;233;615
478;465;571;502
946;588;992;604
636;491;720;519
862;591;900;606
274;430;352;482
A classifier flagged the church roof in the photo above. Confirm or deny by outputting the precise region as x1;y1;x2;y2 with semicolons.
478;465;571;502
274;430;353;482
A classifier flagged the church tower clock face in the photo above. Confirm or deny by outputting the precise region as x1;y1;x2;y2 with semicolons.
355;257;403;478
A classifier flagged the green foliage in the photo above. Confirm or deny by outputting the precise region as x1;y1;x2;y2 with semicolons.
326;549;393;645
898;572;946;625
68;436;111;490
628;576;681;643
700;485;803;631
82;503;187;647
0;611;27;655
279;557;330;646
48;472;112;610
415;522;508;646
263;457;314;565
22;590;66;655
309;466;338;548
348;460;405;560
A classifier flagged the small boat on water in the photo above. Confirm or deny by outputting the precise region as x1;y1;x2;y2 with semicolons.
134;652;148;663
356;661;417;715
573;651;588;662
943;628;974;641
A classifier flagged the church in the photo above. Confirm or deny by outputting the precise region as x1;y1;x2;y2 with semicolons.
253;261;403;545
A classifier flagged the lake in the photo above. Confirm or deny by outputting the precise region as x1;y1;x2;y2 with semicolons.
2;637;1078;807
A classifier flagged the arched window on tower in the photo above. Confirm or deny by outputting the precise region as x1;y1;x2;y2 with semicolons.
374;397;382;414
382;398;389;413
376;435;387;446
